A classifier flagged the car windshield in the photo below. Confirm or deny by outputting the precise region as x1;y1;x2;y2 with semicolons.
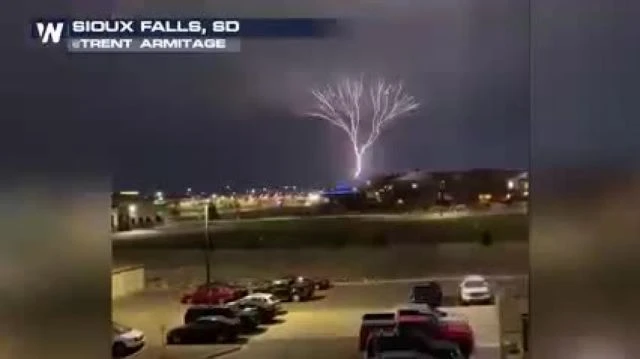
464;280;487;288
113;323;131;334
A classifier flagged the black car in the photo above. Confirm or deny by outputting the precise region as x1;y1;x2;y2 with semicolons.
184;305;260;333
166;317;239;345
410;281;443;308
265;277;315;302
283;274;331;290
285;277;316;302
313;277;332;290
229;295;281;323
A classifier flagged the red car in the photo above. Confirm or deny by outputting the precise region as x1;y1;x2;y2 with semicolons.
438;320;475;358
396;309;475;358
180;283;248;305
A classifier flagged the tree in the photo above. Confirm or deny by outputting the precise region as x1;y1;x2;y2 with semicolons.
306;76;419;178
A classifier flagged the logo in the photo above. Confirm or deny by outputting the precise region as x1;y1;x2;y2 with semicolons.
35;22;64;44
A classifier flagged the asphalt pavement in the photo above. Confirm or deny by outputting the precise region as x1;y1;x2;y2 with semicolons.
114;277;520;359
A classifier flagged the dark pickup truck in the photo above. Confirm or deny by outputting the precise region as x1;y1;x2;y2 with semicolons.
409;281;443;308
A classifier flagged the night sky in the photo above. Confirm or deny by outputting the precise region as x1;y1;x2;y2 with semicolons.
108;0;529;192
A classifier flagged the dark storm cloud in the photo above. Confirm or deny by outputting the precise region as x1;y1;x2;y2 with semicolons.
110;0;529;191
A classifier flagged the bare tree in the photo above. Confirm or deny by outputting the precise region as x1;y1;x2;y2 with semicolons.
306;76;419;178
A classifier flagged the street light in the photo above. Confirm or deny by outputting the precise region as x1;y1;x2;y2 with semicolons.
203;200;212;285
128;204;137;216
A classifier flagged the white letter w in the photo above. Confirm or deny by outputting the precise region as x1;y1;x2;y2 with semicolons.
36;22;64;44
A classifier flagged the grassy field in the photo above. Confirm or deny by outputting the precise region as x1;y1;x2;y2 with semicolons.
113;214;528;250
113;242;529;289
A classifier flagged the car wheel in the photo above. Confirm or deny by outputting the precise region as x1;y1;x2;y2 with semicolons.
112;342;127;358
315;283;321;290
292;294;301;302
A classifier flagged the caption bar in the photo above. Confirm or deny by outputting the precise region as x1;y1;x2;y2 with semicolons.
32;18;339;54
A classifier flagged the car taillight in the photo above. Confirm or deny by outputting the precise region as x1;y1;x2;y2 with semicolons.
447;332;473;343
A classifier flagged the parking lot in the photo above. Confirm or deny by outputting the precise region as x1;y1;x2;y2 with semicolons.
113;275;526;359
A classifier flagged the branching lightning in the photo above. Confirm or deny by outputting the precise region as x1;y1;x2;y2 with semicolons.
306;76;419;178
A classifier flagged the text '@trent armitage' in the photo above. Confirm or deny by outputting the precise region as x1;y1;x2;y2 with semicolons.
67;37;242;53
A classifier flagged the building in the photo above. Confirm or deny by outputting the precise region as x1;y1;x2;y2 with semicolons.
506;171;529;200
111;191;164;232
432;168;523;205
321;183;368;210
353;168;526;208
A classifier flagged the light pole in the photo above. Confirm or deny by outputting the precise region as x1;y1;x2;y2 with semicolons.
204;200;212;285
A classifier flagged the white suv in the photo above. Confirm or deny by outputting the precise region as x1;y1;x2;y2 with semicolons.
458;275;493;305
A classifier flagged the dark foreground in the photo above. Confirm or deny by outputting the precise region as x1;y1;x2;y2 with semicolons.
113;279;520;359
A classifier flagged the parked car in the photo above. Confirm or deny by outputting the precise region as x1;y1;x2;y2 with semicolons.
183;304;260;333
313;277;332;290
228;293;283;323
220;281;251;297
409;281;443;308
166;316;240;345
112;322;145;358
358;312;397;352
180;282;248;305
282;274;332;290
246;279;274;292
267;277;315;302
458;275;493;305
396;308;474;358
